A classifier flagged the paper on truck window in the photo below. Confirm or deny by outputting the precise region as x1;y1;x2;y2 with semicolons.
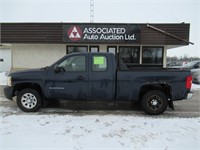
93;56;104;65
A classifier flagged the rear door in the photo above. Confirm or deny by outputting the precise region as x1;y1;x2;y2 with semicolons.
88;53;115;101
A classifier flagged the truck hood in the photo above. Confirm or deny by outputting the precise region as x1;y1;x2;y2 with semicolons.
9;68;45;75
9;68;48;83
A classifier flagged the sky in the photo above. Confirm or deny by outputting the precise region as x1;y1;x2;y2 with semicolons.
0;0;199;57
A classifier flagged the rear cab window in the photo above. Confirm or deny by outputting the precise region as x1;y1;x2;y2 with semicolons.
92;55;107;71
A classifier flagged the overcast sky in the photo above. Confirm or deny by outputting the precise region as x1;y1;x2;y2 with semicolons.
0;0;199;57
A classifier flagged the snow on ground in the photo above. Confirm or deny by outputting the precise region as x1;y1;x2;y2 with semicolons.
0;114;199;150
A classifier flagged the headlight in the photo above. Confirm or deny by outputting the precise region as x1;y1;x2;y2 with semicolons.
7;76;12;86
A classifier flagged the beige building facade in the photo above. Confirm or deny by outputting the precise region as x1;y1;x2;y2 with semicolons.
0;23;191;71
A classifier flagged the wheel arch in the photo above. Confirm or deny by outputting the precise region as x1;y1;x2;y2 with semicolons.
13;82;43;98
138;83;172;102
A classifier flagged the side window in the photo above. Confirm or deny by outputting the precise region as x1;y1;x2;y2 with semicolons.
119;46;140;64
142;47;163;64
59;56;86;72
92;56;107;71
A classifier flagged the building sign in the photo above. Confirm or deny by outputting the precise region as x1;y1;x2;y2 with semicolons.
63;24;140;43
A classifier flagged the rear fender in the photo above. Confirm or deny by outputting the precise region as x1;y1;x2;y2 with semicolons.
139;82;174;110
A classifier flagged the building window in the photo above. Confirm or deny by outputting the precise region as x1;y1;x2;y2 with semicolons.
119;46;140;64
90;46;99;52
142;47;163;64
107;46;117;55
92;55;107;71
59;55;86;72
67;46;88;54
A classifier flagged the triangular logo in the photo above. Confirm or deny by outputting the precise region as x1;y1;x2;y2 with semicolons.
69;32;75;38
69;26;81;39
72;27;78;33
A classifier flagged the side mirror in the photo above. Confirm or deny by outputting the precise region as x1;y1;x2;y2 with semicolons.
54;65;60;73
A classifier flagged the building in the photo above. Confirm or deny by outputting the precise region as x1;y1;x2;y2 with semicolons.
0;23;191;71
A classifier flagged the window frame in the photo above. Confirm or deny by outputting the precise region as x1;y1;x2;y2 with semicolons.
107;46;117;55
142;46;164;65
119;46;141;65
66;45;88;54
89;46;99;52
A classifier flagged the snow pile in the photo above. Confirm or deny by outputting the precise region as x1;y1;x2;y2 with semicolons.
0;114;199;150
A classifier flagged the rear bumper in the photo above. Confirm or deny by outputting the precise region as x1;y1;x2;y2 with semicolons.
184;91;193;99
4;86;14;100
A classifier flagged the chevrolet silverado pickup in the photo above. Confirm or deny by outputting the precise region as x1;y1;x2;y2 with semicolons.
4;52;193;115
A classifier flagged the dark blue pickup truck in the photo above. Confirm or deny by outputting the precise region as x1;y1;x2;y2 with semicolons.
4;52;193;115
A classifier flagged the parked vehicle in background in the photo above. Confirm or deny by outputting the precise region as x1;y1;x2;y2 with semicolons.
167;61;183;68
180;60;200;70
191;68;200;84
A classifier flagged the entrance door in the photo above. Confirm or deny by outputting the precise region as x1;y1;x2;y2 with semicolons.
0;48;12;72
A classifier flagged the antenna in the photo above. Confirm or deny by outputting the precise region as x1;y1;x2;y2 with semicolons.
90;0;94;23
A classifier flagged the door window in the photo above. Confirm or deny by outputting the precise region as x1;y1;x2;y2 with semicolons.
59;56;86;71
92;56;107;71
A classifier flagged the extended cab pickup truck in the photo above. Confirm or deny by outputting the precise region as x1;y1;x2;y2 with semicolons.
4;52;193;115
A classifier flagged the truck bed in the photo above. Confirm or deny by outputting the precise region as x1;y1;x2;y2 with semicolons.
116;69;191;101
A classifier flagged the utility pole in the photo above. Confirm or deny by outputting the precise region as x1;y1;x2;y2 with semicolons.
90;0;94;23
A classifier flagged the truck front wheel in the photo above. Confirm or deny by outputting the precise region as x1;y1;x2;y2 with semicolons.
141;90;167;115
17;88;42;112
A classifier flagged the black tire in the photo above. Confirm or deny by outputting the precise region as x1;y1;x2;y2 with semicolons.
17;88;42;112
141;90;168;115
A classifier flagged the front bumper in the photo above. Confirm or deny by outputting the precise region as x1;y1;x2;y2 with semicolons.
4;86;14;100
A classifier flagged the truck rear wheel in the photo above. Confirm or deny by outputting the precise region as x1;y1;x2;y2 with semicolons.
17;88;42;112
141;90;167;115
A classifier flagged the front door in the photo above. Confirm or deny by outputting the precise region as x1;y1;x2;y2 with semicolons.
51;54;88;100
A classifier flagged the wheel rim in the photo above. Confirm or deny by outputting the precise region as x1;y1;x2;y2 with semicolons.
21;93;37;109
147;95;163;111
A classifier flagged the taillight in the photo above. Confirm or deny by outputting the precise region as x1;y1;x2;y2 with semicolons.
186;75;192;89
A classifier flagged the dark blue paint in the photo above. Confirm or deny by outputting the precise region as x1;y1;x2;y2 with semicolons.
4;52;192;102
